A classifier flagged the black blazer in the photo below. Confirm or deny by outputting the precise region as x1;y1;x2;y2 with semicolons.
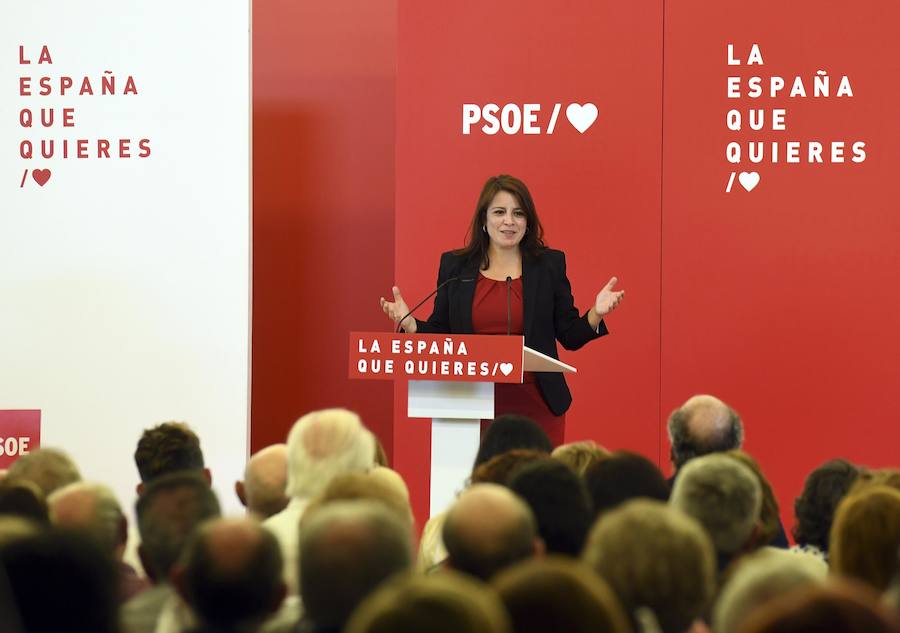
415;249;608;416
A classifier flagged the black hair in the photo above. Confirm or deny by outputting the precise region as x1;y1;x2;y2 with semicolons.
508;459;592;556
585;451;670;517
793;458;860;552
473;414;552;471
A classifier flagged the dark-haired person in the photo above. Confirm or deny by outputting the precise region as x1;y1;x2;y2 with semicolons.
472;414;552;471
791;459;859;562
134;422;209;494
174;517;285;633
586;450;669;518
508;459;593;556
381;175;624;445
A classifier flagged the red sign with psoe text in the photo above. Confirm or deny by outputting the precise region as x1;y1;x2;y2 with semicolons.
349;332;524;383
0;410;41;469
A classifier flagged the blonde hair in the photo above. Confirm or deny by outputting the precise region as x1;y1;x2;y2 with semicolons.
552;441;611;477
830;485;900;592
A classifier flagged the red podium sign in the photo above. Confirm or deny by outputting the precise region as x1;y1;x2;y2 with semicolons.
349;332;524;383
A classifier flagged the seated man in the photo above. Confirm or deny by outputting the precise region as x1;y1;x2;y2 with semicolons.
669;453;763;573
175;517;285;633
48;481;150;602
442;483;544;581
121;472;221;633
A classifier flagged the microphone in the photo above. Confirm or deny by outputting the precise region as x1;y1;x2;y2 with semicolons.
395;275;475;333
506;276;512;336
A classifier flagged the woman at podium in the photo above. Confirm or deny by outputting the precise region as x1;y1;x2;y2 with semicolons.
380;175;623;445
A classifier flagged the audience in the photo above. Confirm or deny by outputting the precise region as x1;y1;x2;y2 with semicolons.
48;481;150;602
829;485;900;592
583;498;716;633
792;458;860;560
263;408;375;594
121;471;221;633
298;500;413;633
5;447;81;496
585;450;669;517
235;443;289;520
419;417;550;574
507;458;592;556
175;517;285;633
345;571;512;633
443;483;543;581
670;453;762;573
492;557;630;633
2;395;897;633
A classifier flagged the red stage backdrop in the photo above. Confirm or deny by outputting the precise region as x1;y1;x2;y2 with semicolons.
663;0;900;532
251;0;397;454
252;0;900;531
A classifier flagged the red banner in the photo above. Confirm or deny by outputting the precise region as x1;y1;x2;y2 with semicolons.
0;410;41;469
349;332;524;383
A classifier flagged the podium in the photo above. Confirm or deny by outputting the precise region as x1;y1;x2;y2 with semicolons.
349;332;575;517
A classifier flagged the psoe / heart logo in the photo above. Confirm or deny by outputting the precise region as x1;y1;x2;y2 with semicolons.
499;362;514;376
462;102;599;136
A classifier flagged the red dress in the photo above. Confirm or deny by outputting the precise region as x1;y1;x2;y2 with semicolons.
471;274;566;446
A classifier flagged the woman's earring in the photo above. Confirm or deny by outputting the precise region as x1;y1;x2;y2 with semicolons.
482;225;487;233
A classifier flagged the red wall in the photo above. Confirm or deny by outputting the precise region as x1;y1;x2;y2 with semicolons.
251;0;397;453
252;0;900;532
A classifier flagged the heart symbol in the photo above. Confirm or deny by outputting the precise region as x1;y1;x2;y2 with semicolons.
32;169;52;187
565;103;598;134
499;362;513;376
738;171;760;192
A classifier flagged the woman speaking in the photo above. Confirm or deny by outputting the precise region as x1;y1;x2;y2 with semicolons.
380;175;624;445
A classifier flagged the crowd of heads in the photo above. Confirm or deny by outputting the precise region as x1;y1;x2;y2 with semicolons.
0;396;897;633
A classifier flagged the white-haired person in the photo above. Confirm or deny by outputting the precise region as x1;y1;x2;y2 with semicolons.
263;408;375;594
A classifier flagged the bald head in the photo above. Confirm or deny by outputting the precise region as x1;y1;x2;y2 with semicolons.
236;444;288;519
443;484;542;581
48;482;126;557
300;500;413;630
668;394;743;470
179;517;284;629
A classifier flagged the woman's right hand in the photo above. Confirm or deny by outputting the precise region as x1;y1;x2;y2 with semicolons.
380;286;417;333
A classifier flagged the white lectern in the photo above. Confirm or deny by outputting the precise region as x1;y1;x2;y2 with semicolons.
408;345;576;517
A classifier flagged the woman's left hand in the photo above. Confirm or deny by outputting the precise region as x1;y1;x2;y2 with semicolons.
592;276;625;321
